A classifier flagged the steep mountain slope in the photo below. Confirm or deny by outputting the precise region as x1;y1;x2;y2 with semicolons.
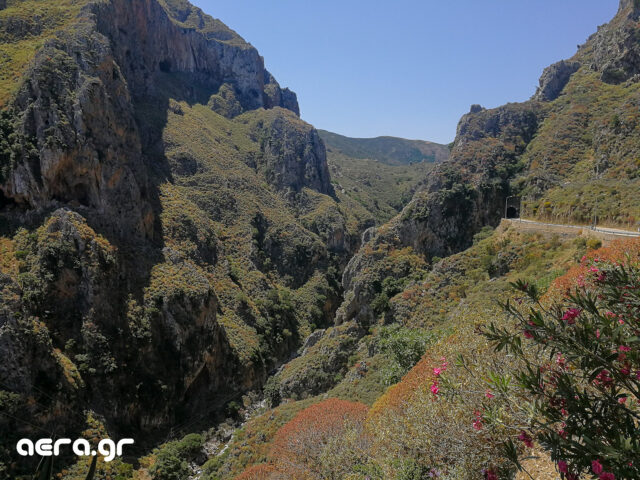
2;0;640;479
337;0;640;326
322;131;448;226
211;5;640;478
0;1;360;477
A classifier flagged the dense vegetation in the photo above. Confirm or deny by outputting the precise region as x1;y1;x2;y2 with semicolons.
1;0;640;479
326;147;438;225
0;0;91;105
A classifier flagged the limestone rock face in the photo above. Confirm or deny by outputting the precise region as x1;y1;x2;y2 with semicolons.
0;0;324;453
250;109;334;196
3;16;153;240
264;71;300;116
619;0;640;15
0;0;302;240
533;60;581;101
585;0;640;83
93;0;299;113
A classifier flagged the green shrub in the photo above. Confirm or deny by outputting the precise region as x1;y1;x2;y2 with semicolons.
486;262;640;479
149;434;204;480
264;376;281;407
586;237;603;250
375;325;432;385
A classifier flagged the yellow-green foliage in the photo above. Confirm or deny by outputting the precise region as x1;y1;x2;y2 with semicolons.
159;183;219;263
58;411;135;480
0;0;89;105
521;68;640;227
145;259;211;305
222;227;585;479
389;225;579;328
0;236;16;275
54;348;84;390
328;151;435;225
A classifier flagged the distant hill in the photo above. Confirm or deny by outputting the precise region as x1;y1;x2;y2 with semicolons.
319;131;446;225
318;130;450;166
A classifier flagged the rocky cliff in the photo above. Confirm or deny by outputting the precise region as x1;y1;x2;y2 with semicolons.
337;0;640;325
336;101;541;325
0;1;350;476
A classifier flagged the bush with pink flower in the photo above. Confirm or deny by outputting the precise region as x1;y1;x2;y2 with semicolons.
485;256;640;479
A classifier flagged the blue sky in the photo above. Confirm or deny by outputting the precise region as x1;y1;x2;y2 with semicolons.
191;1;618;144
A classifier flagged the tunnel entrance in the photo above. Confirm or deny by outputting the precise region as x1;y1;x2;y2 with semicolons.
505;196;521;219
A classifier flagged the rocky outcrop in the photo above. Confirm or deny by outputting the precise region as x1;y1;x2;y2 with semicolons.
93;0;298;113
0;0;302;241
533;60;581;101
618;0;640;15
264;71;300;116
337;102;542;325
583;0;640;84
249;109;334;196
274;322;362;400
2;15;153;240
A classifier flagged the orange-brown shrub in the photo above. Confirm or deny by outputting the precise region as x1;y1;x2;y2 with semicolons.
268;398;368;479
234;464;278;480
546;237;640;299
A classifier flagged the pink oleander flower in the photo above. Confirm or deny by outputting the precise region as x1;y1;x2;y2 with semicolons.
485;389;494;399
562;308;581;324
619;345;631;352
558;460;568;474
619;396;627;404
524;330;534;339
433;367;442;376
594;370;614;387
485;470;498;480
592;459;603;475
473;418;483;430
430;382;439;396
440;357;448;370
518;431;533;448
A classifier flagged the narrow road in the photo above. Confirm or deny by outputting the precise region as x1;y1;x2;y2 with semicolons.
503;218;640;245
513;218;640;237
